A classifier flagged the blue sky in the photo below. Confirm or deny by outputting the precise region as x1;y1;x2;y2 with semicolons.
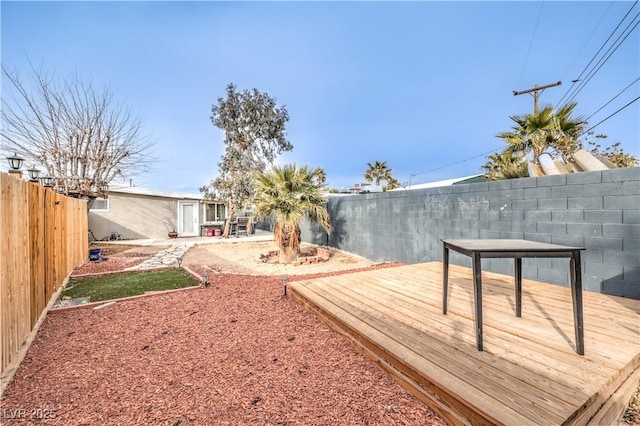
2;1;638;193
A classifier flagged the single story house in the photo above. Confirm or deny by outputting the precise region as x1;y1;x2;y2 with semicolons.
348;183;383;194
89;186;228;240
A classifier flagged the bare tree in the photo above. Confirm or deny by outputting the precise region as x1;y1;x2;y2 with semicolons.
1;65;154;196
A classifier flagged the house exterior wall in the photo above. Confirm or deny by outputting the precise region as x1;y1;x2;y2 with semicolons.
89;192;197;240
302;167;640;299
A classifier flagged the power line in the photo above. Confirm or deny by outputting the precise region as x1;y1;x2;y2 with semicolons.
559;2;614;82
556;1;638;106
556;1;639;107
409;146;504;180
416;90;639;185
518;2;545;88
580;96;640;136
585;77;640;121
563;12;639;107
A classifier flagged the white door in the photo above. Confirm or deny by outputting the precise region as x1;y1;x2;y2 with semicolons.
177;202;199;237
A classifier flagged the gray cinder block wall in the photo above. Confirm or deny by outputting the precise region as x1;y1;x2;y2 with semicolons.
302;168;640;299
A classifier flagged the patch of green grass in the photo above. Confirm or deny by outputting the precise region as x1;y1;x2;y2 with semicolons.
61;268;199;302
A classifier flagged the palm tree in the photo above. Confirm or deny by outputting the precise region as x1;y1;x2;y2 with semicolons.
312;166;326;184
251;164;332;264
497;103;584;164
383;176;401;191
364;161;392;186
482;151;528;181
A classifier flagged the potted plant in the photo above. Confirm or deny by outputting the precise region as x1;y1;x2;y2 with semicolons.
168;229;178;238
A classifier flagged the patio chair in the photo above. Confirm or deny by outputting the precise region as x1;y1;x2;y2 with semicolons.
235;217;250;238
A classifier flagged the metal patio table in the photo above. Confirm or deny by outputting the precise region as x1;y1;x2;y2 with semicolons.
441;239;586;355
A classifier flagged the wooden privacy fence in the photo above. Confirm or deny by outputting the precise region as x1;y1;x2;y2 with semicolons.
0;173;88;373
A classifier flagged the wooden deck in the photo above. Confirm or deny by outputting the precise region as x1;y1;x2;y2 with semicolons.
289;262;640;426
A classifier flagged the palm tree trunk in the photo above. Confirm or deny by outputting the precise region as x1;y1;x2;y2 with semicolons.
276;223;301;264
533;146;545;164
279;246;298;264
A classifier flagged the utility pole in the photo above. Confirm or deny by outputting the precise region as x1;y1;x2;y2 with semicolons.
513;80;562;113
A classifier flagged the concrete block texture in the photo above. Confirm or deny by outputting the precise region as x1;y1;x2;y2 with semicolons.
602;167;640;182
604;194;639;210
603;251;640;268
538;198;568;210
537;222;567;235
584;182;623;196
624;209;640;224
584;210;622;224
567;171;602;185
624;238;640;254
536;174;567;187
623;180;640;195
552;184;584;198
551;234;584;248
567;223;601;237
552;210;583;223
603;224;640;239
568;197;603;210
511;177;537;188
310;169;639;299
623;281;640;299
524;186;552;199
512;199;537;211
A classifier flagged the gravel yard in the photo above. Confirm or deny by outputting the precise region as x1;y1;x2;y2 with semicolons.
1;241;446;425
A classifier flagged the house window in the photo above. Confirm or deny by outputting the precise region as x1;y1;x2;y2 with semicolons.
90;198;109;212
205;203;227;222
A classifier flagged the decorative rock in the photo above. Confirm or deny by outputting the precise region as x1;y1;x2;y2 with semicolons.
259;247;331;267
93;301;117;311
125;243;195;271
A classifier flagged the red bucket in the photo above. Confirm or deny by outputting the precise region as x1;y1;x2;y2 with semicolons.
206;229;213;237
214;229;222;237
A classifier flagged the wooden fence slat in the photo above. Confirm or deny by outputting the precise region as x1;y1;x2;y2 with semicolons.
1;173;87;373
29;183;45;328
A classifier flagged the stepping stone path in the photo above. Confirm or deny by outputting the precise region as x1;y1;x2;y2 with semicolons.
125;242;195;270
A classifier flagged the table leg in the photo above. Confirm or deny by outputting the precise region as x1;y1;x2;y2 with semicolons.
515;257;522;317
443;245;449;315
472;251;483;351
570;251;585;355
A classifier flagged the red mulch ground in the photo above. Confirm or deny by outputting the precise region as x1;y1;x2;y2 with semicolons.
71;257;146;276
1;265;447;425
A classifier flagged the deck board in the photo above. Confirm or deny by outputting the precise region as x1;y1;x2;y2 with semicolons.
289;262;640;426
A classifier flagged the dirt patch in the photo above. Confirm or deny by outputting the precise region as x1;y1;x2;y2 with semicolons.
72;257;145;276
183;241;379;276
78;242;375;277
89;243;170;257
118;245;172;257
74;245;173;276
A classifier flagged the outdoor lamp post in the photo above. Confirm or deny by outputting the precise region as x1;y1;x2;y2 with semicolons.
27;166;41;182
6;153;25;174
40;175;54;187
